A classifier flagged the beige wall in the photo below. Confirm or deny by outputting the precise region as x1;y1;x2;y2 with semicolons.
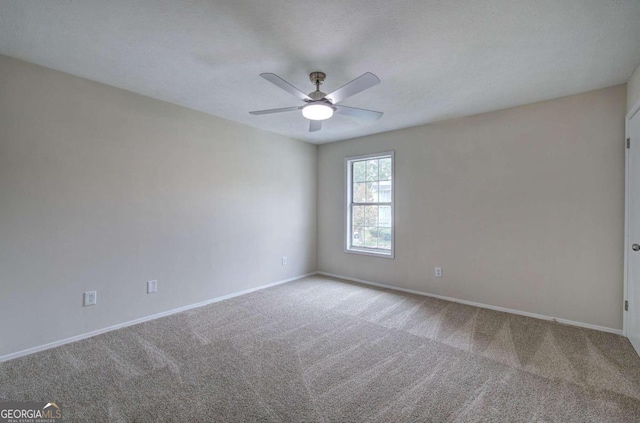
0;55;317;357
629;63;640;113
318;85;626;330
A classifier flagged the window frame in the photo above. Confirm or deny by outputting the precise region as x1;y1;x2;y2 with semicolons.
344;151;395;259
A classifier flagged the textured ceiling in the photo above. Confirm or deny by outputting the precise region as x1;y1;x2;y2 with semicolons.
1;1;640;144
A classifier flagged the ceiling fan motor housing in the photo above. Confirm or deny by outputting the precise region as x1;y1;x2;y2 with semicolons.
309;91;327;101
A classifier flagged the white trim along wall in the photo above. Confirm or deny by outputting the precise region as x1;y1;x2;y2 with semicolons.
318;271;623;335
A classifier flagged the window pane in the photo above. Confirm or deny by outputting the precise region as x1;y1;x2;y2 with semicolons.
377;180;392;202
352;205;364;227
379;158;392;180
366;182;379;203
352;226;363;247
353;182;367;203
364;227;377;248
368;227;391;249
377;228;391;250
379;206;391;227
366;159;379;181
353;161;366;182
364;205;378;227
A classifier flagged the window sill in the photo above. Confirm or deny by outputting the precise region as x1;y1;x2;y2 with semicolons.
345;248;394;259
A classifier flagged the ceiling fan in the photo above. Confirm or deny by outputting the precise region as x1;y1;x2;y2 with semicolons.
250;71;383;132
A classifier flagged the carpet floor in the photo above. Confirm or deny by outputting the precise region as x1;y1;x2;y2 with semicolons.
1;275;640;422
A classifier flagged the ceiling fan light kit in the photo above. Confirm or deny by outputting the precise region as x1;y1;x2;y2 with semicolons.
302;103;334;120
250;71;383;132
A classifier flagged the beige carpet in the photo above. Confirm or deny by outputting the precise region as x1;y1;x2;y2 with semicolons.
1;275;640;422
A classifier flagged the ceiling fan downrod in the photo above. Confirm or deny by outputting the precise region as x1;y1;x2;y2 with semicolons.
308;71;327;100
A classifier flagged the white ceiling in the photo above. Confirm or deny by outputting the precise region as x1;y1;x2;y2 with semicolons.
1;1;640;144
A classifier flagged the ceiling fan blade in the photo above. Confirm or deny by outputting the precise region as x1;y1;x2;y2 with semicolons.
260;73;312;102
335;105;383;121
249;106;301;115
309;120;322;132
325;72;380;104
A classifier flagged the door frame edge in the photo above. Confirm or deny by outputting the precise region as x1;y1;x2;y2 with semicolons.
624;100;640;338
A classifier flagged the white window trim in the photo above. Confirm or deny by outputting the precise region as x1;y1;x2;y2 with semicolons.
344;151;395;259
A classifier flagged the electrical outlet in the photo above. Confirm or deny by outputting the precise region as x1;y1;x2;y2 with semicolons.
147;280;157;294
435;267;443;278
84;291;97;306
282;256;287;266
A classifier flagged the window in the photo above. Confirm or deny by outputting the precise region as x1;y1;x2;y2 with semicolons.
346;152;394;258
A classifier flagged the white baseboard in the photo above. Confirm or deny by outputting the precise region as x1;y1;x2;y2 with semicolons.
317;271;623;336
0;272;317;363
3;270;622;362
